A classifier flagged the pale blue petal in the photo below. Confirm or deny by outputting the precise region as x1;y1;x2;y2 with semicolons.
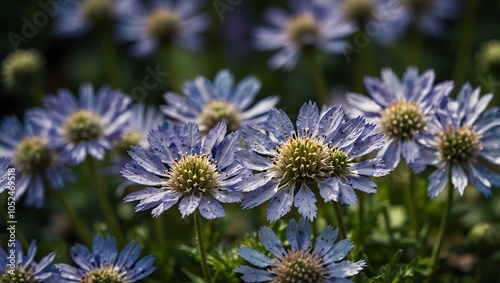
267;187;294;222
428;165;449;198
198;196;225;219
237;246;274;268
258;226;286;258
178;194;201;218
267;109;294;142
294;184;318;221
286;218;311;251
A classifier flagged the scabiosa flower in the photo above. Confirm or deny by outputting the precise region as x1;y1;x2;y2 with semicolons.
115;0;209;57
253;0;356;70
122;121;248;219
55;235;156;282
161;69;279;134
417;84;500;198
0;116;70;208
0;240;57;282
234;218;365;282
238;102;390;221
0;157;11;193
346;67;453;171
28;84;132;165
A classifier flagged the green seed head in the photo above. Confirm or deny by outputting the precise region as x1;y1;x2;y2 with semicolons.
166;154;220;195
286;14;320;46
330;148;349;177
381;101;426;140
14;136;55;173
271;249;327;283
63;109;104;143
0;268;34;283
80;266;125;283
146;9;181;45
468;223;500;258
196;100;242;134
81;0;114;26
1;49;44;90
343;0;375;27
477;40;500;78
439;127;481;164
114;130;144;156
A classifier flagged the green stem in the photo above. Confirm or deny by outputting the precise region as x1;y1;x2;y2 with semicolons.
356;192;365;246
452;0;477;90
332;202;347;239
408;171;420;236
151;215;165;244
353;30;370;93
30;84;44;106
428;181;454;278
304;48;329;105
194;212;212;283
382;205;395;244
474;257;484;283
409;26;423;66
48;186;92;246
86;158;124;246
99;30;120;89
162;45;181;93
0;194;29;249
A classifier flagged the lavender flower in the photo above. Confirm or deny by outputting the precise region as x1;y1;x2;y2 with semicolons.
238;102;390;222
161;69;279;134
0;240;57;282
0;116;71;208
122;121;248;219
346;67;453;171
28;84;132;165
253;0;356;70
235;218;365;282
115;0;209;57
0;157;10;193
55;235;156;282
417;84;500;198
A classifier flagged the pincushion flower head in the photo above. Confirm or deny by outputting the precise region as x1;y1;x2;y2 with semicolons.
238;102;390;222
253;0;356;70
122;121;248;219
234;218;365;282
115;0;209;57
161;69;279;134
1;49;44;90
417;84;500;198
0;240;57;282
55;235;156;282
0;116;70;208
346;67;454;171
29;84;132;165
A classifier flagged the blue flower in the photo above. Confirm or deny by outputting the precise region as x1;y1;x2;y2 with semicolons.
0;240;57;282
28;84;132;165
161;69;279;134
122;121;248;219
253;0;356;70
0;116;71;208
234;218;365;282
55;235;156;282
417;84;500;198
115;0;209;57
346;67;453;171
238;102;390;222
0;157;11;193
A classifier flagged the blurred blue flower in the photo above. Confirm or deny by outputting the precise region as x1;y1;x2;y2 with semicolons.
0;240;57;282
161;69;279;134
0;157;10;193
0;116;71;208
346;67;453;171
122;121;248;219
253;0;356;70
28;84;132;165
115;0;209;57
55;235;156;282
238;102;390;222
417;84;500;198
234;218;365;282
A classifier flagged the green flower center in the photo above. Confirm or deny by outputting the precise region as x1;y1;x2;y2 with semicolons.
381;101;425;140
403;0;433;14
166;154;220;196
196;100;242;134
81;0;114;25
439;127;481;164
146;9;181;45
343;0;375;26
114;130;144;156
271;249;327;283
271;132;332;188
0;268;34;283
80;266;125;283
63;109;104;143
14;136;54;173
478;40;500;77
1;49;44;90
330;148;349;177
286;14;320;46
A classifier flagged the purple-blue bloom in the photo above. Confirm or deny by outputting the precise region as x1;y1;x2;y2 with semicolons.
0;116;71;208
28;84;132;165
0;240;57;282
0;157;10;193
253;0;356;70
238;102;390;222
417;84;500;198
234;218;365;282
55;235;156;282
161;69;279;134
346;67;453;171
122;121;248;219
115;0;209;57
